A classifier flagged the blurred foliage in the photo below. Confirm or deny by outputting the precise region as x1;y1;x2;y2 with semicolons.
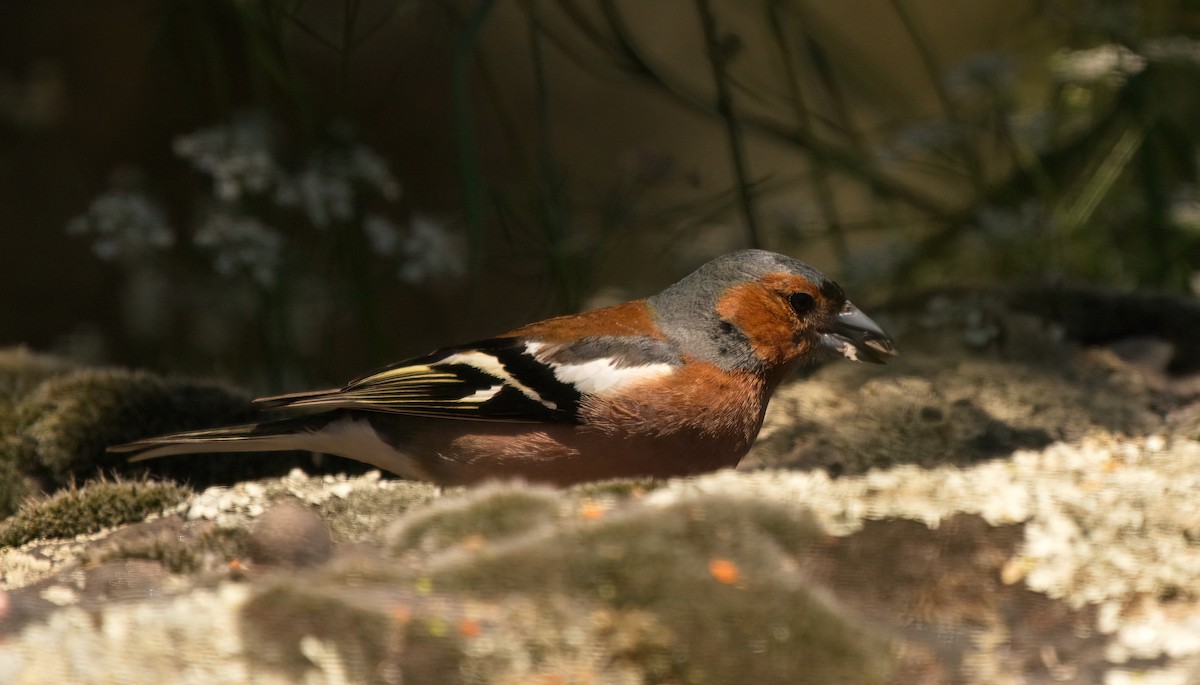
50;0;1200;384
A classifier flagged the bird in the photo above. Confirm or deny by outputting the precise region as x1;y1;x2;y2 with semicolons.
110;249;896;486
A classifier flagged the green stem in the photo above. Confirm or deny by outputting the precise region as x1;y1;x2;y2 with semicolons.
452;0;499;277
694;0;761;248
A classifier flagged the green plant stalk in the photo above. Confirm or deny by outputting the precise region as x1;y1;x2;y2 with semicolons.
695;0;762;248
1058;123;1146;236
528;4;581;310
585;0;953;221
765;0;846;262
888;0;986;195
338;0;363;107
452;0;499;277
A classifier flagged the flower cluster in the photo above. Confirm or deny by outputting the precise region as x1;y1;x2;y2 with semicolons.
173;114;278;202
193;211;284;287
66;187;174;262
1051;44;1147;85
274;143;402;228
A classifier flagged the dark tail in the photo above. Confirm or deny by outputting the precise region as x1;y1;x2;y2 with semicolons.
109;417;323;463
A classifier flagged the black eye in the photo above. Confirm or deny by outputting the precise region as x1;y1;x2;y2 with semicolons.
788;291;816;316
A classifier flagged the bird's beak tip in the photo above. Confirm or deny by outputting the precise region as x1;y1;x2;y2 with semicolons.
819;301;897;364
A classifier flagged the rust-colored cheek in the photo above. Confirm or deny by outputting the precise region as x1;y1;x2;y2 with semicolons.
714;282;802;367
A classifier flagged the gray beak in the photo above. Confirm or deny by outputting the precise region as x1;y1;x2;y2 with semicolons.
819;301;897;364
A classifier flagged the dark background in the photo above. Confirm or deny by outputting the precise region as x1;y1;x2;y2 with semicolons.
2;0;1198;390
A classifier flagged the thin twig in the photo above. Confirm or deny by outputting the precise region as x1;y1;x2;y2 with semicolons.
765;0;846;262
451;0;499;275
694;0;761;247
889;0;986;194
590;0;954;220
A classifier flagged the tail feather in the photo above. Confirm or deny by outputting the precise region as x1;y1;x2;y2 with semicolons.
109;413;432;481
253;388;341;410
109;420;317;463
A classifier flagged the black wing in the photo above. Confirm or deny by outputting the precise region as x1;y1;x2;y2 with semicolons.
256;335;682;424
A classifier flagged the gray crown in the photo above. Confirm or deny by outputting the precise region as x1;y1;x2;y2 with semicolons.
646;250;835;370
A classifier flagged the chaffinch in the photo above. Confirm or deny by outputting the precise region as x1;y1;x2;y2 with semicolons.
112;249;895;485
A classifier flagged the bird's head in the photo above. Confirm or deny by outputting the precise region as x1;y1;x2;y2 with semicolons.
647;249;896;373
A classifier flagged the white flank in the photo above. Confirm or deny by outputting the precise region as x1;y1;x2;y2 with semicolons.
302;416;432;481
550;358;675;394
439;351;555;408
526;341;675;394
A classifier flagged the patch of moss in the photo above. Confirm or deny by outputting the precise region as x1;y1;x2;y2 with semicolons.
235;489;895;683
385;485;561;555
0;348;78;517
569;477;661;499
95;525;251;575
13;368;252;484
0;453;36;519
0;347;77;402
424;493;895;685
317;480;441;543
0;479;189;547
240;583;399;682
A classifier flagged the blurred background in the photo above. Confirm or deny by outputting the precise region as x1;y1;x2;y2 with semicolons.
2;0;1199;390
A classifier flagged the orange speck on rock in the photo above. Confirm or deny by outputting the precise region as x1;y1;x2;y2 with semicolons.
458;617;482;638
708;558;740;584
580;503;605;520
391;605;413;624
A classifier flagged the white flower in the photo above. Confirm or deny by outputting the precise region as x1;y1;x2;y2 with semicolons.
1169;188;1200;233
350;145;401;200
1051;45;1146;85
398;214;465;284
363;214;401;256
174;114;278;202
275;143;401;228
66;188;173;262
193;211;284;287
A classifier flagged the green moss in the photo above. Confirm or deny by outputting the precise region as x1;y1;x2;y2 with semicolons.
0;479;189;547
397;618;467;685
317;480;441;543
0;453;36;519
385;485;561;555
95;526;251;574
0;348;78;517
240;583;399;683
569;477;662;499
0;347;77;402
237;490;895;684
425;494;894;685
13;367;250;484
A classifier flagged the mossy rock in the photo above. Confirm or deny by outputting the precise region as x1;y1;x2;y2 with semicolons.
421;490;893;684
0;347;77;403
0;479;189;547
12;368;252;483
0;348;79;515
244;488;895;684
385;485;562;555
241;584;399;682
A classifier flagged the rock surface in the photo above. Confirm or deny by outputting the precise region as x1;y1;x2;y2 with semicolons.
3;287;1200;684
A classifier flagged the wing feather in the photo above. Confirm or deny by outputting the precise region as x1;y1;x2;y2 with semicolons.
254;335;682;424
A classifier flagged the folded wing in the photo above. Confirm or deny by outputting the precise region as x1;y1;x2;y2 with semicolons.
255;336;682;424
